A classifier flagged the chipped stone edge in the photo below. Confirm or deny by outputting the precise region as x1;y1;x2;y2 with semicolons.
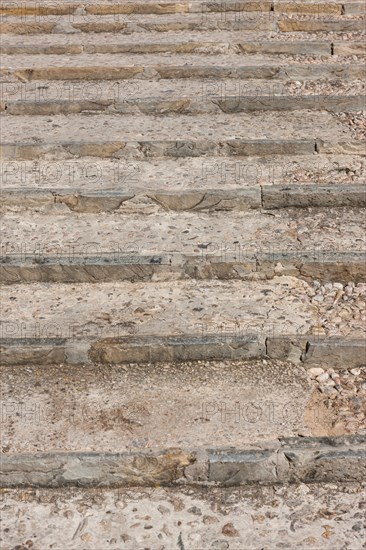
0;436;365;487
0;335;365;367
0;184;365;212
1;251;365;285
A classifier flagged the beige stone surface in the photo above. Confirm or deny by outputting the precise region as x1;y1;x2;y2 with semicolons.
1;483;365;549
0;360;314;453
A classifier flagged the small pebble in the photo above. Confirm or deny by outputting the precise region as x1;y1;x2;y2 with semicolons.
309;367;324;378
317;373;329;383
350;368;361;376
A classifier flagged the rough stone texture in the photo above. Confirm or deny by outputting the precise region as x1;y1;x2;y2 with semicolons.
1;437;364;487
209;436;366;484
0;449;195;487
4;95;364;116
1;40;334;56
89;335;265;363
0;360;314;453
0;338;67;365
302;339;366;368
1;252;365;284
1;483;365;549
1;0;366;517
262;183;366;208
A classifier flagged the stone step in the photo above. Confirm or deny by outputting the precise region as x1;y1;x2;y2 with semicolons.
2;139;364;161
1;334;365;367
1;0;365;18
1;155;364;189
1;111;364;160
0;359;315;453
1;276;365;347
1;205;363;255
2;53;365;80
1;251;365;286
1;482;365;548
1;31;365;57
1;13;365;34
4;1;361;18
2;95;365;116
2;78;364;104
1;184;365;213
0;39;335;56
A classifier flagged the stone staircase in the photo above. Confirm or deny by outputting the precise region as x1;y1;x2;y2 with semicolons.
0;1;365;547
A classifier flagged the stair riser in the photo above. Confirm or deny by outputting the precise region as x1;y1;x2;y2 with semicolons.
2;96;365;115
2;65;365;81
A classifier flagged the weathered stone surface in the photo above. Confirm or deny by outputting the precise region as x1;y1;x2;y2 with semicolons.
209;449;284;484
86;3;190;15
225;139;315;156
154;66;281;79
316;140;366;155
0;5;76;16
1;437;364;487
54;192;134;212
262;184;366;209
274;2;343;15
0;339;67;365
0;449;195;487
0;261;174;285
333;42;366;56
89;335;266;364
302;339;366;368
215;96;366;113
0;141;126;159
277;20;366;32
1;252;364;284
280;64;366;80
343;2;366;15
1;139;323;160
5;99;112;115
1;44;84;55
4;95;364;116
266;337;308;363
209;436;366;484
13;66;144;81
299;254;366;284
283;447;366;483
148;188;261;210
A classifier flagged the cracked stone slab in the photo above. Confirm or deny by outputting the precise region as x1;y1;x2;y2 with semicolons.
208;435;366;484
0;436;364;487
301;338;366;368
0;449;195;487
266;336;366;367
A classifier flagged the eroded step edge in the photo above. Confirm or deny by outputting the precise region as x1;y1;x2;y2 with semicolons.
1;252;365;285
2;64;365;81
1;184;364;212
1;19;365;35
2;140;365;160
0;435;365;487
2;95;365;115
0;335;365;367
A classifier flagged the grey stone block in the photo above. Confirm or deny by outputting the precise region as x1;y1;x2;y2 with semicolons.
89;335;265;364
302;339;366;368
262;184;366;209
